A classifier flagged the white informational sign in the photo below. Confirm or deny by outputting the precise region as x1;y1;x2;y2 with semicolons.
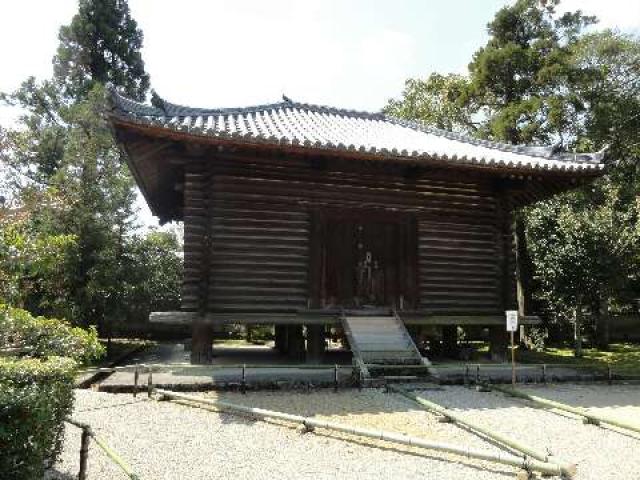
506;310;519;332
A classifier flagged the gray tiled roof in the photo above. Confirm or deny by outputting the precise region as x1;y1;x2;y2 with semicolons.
110;93;606;174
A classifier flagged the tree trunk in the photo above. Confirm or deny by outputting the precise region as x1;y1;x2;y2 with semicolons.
190;318;213;364
514;213;533;317
574;296;583;358
595;287;610;350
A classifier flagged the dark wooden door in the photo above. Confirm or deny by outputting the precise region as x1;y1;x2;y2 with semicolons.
321;214;416;309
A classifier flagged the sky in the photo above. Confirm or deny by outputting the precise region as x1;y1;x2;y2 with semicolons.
1;0;639;227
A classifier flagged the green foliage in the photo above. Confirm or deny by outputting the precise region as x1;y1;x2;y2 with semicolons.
571;30;640;158
387;1;640;348
0;304;105;364
0;193;77;317
0;306;102;478
465;0;596;143
0;356;76;480
54;0;150;101
384;74;475;132
0;0;179;334
119;231;182;326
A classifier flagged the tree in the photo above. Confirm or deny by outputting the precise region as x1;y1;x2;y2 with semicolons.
54;0;150;101
0;189;76;318
525;30;640;349
464;0;595;144
571;30;640;159
384;74;476;132
0;0;163;334
387;1;640;350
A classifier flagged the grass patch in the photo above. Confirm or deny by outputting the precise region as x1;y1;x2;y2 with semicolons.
436;342;640;376
517;343;640;375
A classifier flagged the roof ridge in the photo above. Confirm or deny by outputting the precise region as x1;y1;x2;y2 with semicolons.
111;90;387;120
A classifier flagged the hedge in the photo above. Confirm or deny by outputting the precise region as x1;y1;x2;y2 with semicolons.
0;357;76;480
0;305;104;478
0;304;104;363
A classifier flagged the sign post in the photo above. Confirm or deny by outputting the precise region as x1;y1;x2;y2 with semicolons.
506;310;518;386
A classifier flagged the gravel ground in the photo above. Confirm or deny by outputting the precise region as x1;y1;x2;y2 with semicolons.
46;384;640;479
422;384;640;480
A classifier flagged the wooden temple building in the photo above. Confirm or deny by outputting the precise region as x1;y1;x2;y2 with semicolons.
109;93;606;368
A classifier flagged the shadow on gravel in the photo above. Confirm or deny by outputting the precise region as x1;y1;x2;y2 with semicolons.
44;468;76;480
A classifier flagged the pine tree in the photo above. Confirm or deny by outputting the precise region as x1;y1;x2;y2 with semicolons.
0;0;182;332
54;0;150;101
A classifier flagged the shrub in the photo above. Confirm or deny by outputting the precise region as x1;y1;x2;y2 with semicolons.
0;305;104;478
0;356;76;480
0;304;104;363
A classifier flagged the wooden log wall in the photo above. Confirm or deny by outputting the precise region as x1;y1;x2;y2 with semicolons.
187;155;516;316
208;203;310;312
417;220;503;314
181;161;210;312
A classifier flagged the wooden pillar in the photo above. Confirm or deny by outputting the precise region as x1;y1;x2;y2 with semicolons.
442;325;458;358
287;325;305;361
489;326;509;362
183;161;213;364
306;325;325;363
274;325;288;354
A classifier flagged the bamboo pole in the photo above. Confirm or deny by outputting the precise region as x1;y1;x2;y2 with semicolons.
66;418;139;480
489;384;640;435
390;386;552;463
154;388;575;478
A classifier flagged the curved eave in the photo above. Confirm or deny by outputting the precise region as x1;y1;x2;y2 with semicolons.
110;114;606;179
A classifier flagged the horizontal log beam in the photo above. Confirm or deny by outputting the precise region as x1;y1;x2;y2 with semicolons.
149;311;542;326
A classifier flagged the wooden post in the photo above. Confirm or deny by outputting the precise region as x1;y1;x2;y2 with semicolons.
78;427;90;480
274;325;287;353
306;325;325;363
183;162;214;364
442;325;458;358
147;369;153;398
287;325;305;361
488;326;508;362
191;319;213;364
510;331;516;387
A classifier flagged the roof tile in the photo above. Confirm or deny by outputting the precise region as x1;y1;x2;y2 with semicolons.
110;92;606;173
